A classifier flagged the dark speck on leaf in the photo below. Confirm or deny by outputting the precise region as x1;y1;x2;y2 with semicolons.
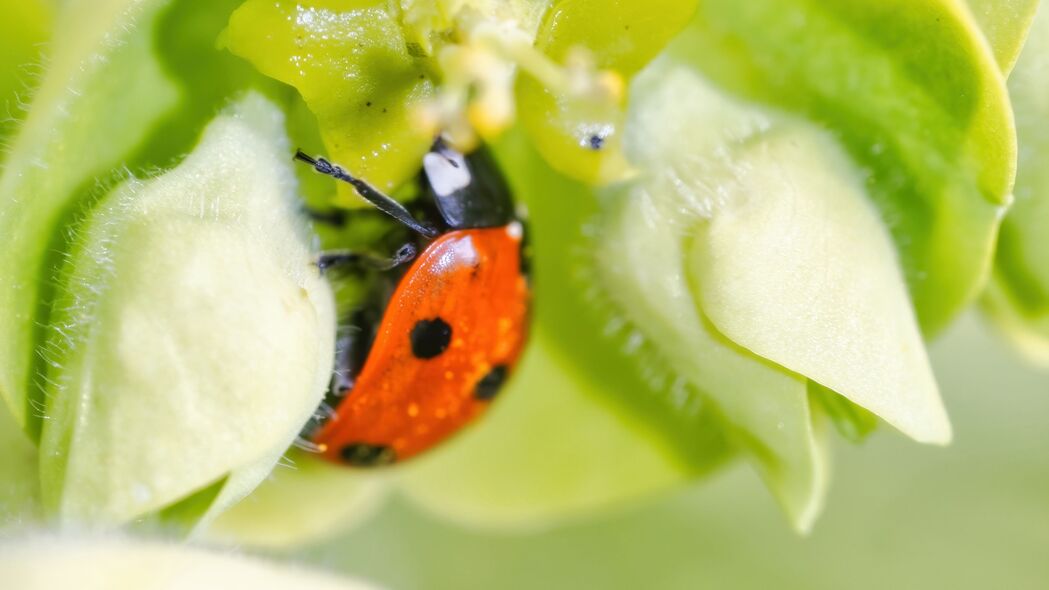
588;135;605;150
406;42;427;57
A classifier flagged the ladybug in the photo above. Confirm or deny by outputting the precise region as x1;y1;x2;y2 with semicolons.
294;139;529;467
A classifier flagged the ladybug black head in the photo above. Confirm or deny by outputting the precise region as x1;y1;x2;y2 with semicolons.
421;138;515;230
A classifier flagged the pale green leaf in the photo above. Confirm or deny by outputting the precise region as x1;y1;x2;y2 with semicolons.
1;536;377;590
593;63;836;530
517;0;697;184
39;94;336;525
684;113;949;444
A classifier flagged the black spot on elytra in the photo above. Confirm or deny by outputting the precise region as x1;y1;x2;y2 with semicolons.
474;365;509;400
587;134;605;150
410;317;452;359
340;443;396;467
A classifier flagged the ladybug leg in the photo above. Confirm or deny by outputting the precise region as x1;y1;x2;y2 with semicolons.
294;150;439;238
303;206;347;227
315;242;417;273
330;304;382;395
299;302;384;441
329;328;356;395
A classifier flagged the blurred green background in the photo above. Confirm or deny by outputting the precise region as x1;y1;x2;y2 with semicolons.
277;314;1047;589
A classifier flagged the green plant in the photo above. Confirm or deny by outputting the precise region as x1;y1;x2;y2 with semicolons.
0;0;1045;549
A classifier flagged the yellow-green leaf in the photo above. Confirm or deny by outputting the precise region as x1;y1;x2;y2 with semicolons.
227;0;436;201
0;0;52;145
517;0;697;184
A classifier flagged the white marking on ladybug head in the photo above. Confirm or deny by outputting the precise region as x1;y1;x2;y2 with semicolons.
506;220;523;241
423;150;471;197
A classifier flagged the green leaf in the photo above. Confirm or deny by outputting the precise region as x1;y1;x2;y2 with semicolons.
209;452;387;547
810;383;878;444
673;0;1015;336
38;94;336;526
399;329;711;529
984;2;1049;364
0;0;180;437
517;0;697;184
2;535;375;589
598;188;830;532
0;0;53;145
137;0;291;168
226;0;436;200
965;0;1041;74
0;403;39;525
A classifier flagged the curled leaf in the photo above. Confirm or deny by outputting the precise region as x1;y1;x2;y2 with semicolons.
683;116;949;444
597;63;833;529
598;183;830;532
39;94;335;526
675;0;1015;335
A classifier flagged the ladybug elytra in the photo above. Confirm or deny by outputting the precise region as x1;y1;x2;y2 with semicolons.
295;139;529;466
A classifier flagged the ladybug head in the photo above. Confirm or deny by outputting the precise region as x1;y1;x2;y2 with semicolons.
422;138;515;230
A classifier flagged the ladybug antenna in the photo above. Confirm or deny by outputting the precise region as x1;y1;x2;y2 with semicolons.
294;150;439;238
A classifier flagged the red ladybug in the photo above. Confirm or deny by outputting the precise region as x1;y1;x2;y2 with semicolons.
295;140;529;466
